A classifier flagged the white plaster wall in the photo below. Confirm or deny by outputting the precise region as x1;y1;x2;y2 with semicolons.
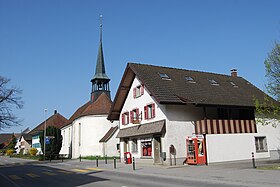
60;124;72;155
70;115;118;158
120;77;166;130
100;129;120;157
163;120;195;160
206;134;270;163
256;121;280;151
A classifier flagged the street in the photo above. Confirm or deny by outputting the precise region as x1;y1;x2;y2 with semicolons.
1;156;280;187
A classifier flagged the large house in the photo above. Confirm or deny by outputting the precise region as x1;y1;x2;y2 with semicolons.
29;110;68;154
59;19;119;159
108;63;280;165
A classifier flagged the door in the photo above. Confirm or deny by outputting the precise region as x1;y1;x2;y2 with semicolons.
123;139;128;153
153;137;161;164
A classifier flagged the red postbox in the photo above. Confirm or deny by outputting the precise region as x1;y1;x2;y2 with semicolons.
186;135;206;165
124;152;132;164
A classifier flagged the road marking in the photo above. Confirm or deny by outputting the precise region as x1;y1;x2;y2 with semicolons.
43;171;57;176
26;173;40;178
87;167;104;171
8;175;22;180
57;170;73;174
72;169;89;173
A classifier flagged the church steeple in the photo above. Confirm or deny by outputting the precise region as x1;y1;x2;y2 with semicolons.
91;15;111;102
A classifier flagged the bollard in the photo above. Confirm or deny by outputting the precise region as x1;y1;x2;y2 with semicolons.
105;155;107;164
50;155;52;162
114;157;116;169
252;152;256;168
62;156;63;162
132;157;135;171
79;154;81;162
96;156;99;167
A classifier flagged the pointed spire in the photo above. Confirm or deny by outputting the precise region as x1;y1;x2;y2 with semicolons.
90;15;111;102
92;15;109;80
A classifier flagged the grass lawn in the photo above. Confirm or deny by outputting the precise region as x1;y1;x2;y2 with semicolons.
82;156;120;160
257;165;280;170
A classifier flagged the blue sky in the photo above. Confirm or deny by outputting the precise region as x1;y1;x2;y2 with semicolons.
1;0;279;133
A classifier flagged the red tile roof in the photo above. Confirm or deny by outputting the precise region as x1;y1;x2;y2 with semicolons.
29;112;68;135
63;92;112;128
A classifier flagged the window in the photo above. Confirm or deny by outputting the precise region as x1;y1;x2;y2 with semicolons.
133;85;144;98
130;108;140;123
142;140;152;157
144;103;155;119
255;136;268;152
185;76;196;83
159;73;171;80
121;112;129;125
209;79;219;86
230;81;238;88
32;143;41;148
32;135;39;140
131;139;138;152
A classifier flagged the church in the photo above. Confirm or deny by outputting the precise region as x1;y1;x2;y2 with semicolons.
59;18;119;158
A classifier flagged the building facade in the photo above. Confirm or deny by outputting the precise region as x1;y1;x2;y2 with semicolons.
59;18;119;158
108;63;280;165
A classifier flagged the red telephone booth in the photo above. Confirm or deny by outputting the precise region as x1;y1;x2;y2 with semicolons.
124;152;132;164
186;135;206;165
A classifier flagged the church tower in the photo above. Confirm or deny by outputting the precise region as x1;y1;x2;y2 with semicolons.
91;15;111;102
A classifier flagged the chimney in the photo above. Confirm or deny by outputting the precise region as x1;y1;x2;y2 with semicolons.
231;69;237;77
54;110;57;114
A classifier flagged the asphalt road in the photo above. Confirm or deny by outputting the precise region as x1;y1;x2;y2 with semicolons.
1;156;280;187
0;163;238;187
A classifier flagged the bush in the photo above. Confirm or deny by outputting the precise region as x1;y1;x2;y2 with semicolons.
29;148;38;156
6;149;14;156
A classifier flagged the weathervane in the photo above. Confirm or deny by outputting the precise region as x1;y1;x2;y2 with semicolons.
99;15;103;42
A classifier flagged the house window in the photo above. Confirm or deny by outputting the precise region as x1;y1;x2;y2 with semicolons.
185;76;196;83
144;103;155;119
130;108;140;123
209;79;219;86
121;112;129;125
131;139;138;152
133;85;144;98
142;140;152;157
255;136;268;152
159;73;171;80
32;143;41;148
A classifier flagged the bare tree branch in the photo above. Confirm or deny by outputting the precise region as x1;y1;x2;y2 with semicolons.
0;75;23;131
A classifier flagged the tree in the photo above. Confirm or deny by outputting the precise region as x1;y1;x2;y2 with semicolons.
6;135;17;150
264;42;280;101
0;76;23;131
255;42;280;126
39;126;62;159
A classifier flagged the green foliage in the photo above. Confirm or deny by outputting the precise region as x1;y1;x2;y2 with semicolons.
255;96;280;127
264;42;280;101
29;148;38;156
6;149;14;156
82;155;120;160
6;135;17;150
39;126;62;158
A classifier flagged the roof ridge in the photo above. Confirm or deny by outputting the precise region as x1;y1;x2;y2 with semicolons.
128;62;240;78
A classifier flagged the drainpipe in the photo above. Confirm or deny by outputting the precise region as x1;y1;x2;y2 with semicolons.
203;107;208;166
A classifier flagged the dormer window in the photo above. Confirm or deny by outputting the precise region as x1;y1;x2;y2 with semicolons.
230;81;238;88
159;73;171;80
185;76;196;83
209;79;219;86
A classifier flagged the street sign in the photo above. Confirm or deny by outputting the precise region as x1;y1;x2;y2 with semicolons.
45;137;50;145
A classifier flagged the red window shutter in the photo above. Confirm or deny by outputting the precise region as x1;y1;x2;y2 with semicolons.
152;103;155;118
141;85;144;95
121;114;124;125
144;106;148;120
136;108;139;120
130;111;133;122
133;88;136;98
